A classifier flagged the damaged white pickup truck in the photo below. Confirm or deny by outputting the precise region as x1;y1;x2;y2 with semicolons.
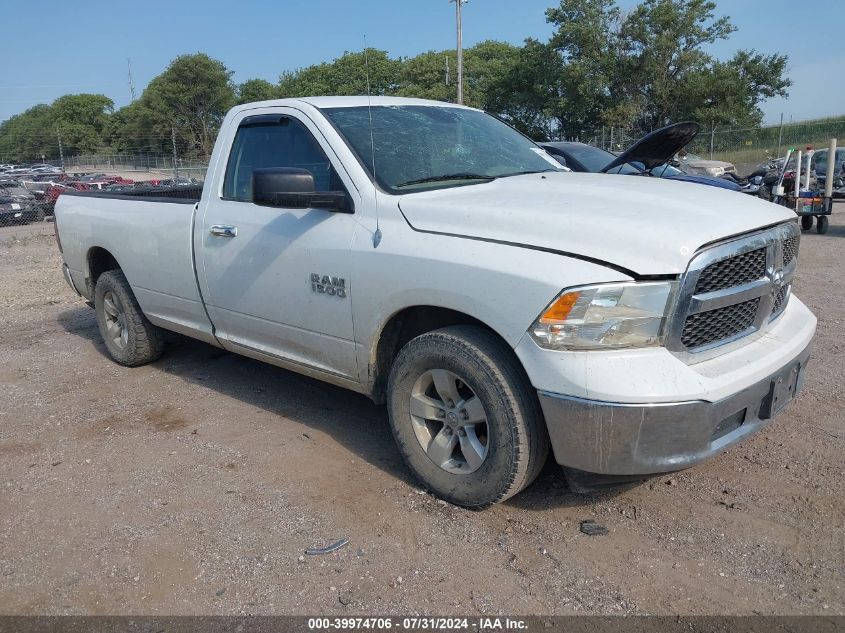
54;97;815;507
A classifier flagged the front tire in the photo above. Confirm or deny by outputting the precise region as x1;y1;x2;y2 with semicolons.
94;269;165;366
801;215;813;231
386;325;549;508
817;215;829;234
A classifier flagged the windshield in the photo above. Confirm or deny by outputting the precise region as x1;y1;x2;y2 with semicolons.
321;105;562;193
563;144;641;175
646;163;683;177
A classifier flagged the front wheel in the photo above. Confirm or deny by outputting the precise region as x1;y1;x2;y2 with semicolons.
801;215;813;231
94;269;165;366
386;325;549;508
817;215;829;234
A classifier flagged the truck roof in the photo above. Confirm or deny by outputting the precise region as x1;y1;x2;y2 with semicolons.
233;95;477;112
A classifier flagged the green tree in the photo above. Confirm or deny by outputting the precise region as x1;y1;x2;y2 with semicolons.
52;94;113;155
397;41;521;109
136;53;235;158
487;39;567;140
278;49;401;97
618;0;737;130
0;104;56;162
546;0;622;134
680;50;790;128
237;79;280;104
396;50;455;102
497;0;792;140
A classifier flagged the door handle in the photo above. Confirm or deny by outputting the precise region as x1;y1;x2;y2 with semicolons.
210;225;238;237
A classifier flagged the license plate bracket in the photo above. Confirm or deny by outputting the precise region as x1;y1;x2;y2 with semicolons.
759;361;804;419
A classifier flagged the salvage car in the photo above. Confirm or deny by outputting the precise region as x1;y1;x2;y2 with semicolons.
675;151;738;178
0;194;28;225
540;123;742;191
54;97;815;507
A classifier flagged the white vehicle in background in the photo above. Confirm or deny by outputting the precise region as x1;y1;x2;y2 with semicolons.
676;151;738;178
54;97;815;507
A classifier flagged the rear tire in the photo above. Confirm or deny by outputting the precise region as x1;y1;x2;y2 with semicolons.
816;215;829;234
801;216;813;231
94;269;165;366
386;325;549;508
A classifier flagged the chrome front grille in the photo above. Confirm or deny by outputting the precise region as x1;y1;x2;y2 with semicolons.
694;248;766;294
771;283;791;318
782;236;799;266
666;223;800;361
680;298;760;348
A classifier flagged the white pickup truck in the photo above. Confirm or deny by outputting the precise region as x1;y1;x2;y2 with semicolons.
55;97;816;507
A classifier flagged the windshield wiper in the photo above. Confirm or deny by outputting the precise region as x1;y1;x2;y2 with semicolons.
497;168;560;178
396;173;496;188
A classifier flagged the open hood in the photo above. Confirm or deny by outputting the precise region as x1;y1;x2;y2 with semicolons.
602;122;700;173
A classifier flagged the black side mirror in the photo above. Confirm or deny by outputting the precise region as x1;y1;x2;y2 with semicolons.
252;167;352;213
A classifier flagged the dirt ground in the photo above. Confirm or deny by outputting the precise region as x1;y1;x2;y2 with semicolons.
0;208;842;616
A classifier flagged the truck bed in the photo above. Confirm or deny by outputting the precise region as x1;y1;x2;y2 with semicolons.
65;184;203;204
55;185;216;343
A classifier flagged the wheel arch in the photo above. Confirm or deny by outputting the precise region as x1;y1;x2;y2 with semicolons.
85;246;123;298
368;305;521;404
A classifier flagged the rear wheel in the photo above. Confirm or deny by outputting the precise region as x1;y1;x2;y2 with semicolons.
816;215;829;234
801;215;813;231
94;269;164;366
386;325;549;508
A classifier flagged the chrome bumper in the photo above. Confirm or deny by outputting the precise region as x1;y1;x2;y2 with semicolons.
538;340;812;475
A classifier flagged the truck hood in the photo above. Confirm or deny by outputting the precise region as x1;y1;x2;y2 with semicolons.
397;172;794;276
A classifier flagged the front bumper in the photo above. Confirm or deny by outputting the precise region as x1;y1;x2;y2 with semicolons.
538;340;812;475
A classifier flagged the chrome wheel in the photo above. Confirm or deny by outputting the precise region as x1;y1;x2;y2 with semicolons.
409;369;489;474
102;290;128;350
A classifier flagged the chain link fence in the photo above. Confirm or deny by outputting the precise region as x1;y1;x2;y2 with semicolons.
1;150;208;228
61;153;208;181
574;118;845;174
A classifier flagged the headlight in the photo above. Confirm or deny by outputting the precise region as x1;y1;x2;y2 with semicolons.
705;166;725;176
529;282;677;350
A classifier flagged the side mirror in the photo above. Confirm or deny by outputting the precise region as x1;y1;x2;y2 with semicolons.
252;167;352;213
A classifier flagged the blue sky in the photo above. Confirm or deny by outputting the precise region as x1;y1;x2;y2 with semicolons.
0;0;841;125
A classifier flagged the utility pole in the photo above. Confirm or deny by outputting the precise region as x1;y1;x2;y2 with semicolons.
56;128;64;171
776;112;784;157
171;125;179;183
128;58;136;101
450;0;467;104
445;55;450;86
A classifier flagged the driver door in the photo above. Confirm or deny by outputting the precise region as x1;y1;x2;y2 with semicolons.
197;109;359;380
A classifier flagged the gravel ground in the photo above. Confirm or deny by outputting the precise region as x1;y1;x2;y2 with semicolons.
0;209;843;616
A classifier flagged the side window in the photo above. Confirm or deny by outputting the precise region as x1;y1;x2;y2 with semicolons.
222;116;344;201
